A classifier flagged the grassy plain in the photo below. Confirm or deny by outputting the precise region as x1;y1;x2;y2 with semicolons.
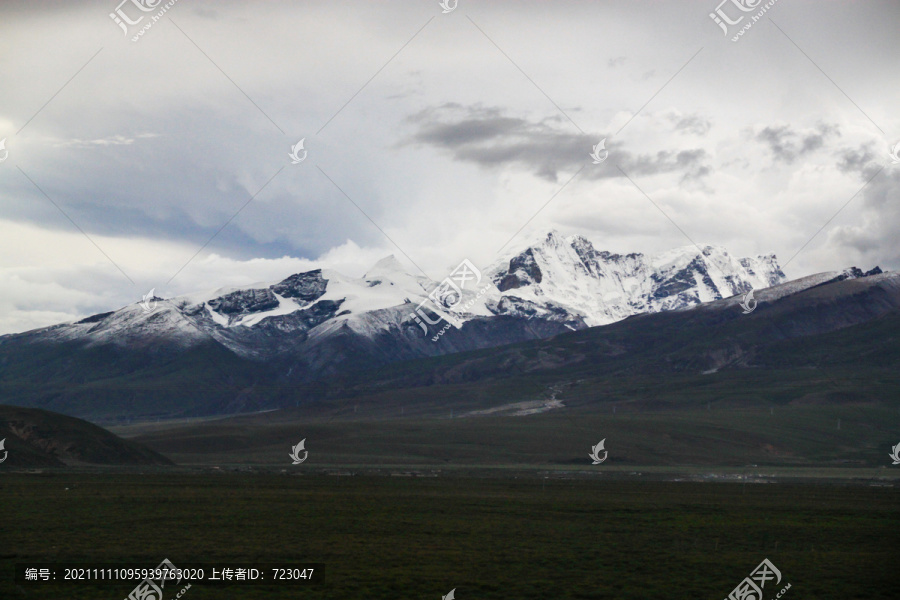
2;473;898;600
114;405;900;470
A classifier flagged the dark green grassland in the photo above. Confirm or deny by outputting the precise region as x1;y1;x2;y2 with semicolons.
2;474;898;600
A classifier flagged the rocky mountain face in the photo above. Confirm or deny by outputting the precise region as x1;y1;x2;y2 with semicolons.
0;228;887;419
487;231;786;326
10;230;788;360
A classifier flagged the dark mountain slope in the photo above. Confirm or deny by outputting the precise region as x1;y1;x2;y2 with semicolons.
280;271;900;413
0;405;174;467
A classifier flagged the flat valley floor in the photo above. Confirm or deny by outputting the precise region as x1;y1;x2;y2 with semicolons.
2;474;898;599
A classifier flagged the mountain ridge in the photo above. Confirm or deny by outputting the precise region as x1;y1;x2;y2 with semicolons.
0;229;888;420
4;229;788;348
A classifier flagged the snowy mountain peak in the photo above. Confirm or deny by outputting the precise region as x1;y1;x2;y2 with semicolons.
487;231;787;326
7;229;799;362
364;255;410;279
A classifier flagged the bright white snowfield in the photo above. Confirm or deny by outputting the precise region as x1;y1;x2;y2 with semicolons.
485;230;785;326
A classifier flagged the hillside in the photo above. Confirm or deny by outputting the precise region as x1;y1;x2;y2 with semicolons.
262;270;900;416
0;405;174;467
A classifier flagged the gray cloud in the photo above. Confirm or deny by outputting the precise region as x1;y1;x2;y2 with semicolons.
828;166;900;268
835;142;882;179
756;122;840;164
825;140;900;270
672;114;712;136
406;104;711;183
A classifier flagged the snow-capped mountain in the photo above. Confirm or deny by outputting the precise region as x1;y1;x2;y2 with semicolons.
487;231;786;326
17;230;793;364
0;228;888;419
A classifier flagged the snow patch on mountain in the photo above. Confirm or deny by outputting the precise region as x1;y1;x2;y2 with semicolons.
318;259;429;317
487;230;786;326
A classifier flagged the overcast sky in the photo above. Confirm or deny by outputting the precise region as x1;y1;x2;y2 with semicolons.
1;0;898;334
